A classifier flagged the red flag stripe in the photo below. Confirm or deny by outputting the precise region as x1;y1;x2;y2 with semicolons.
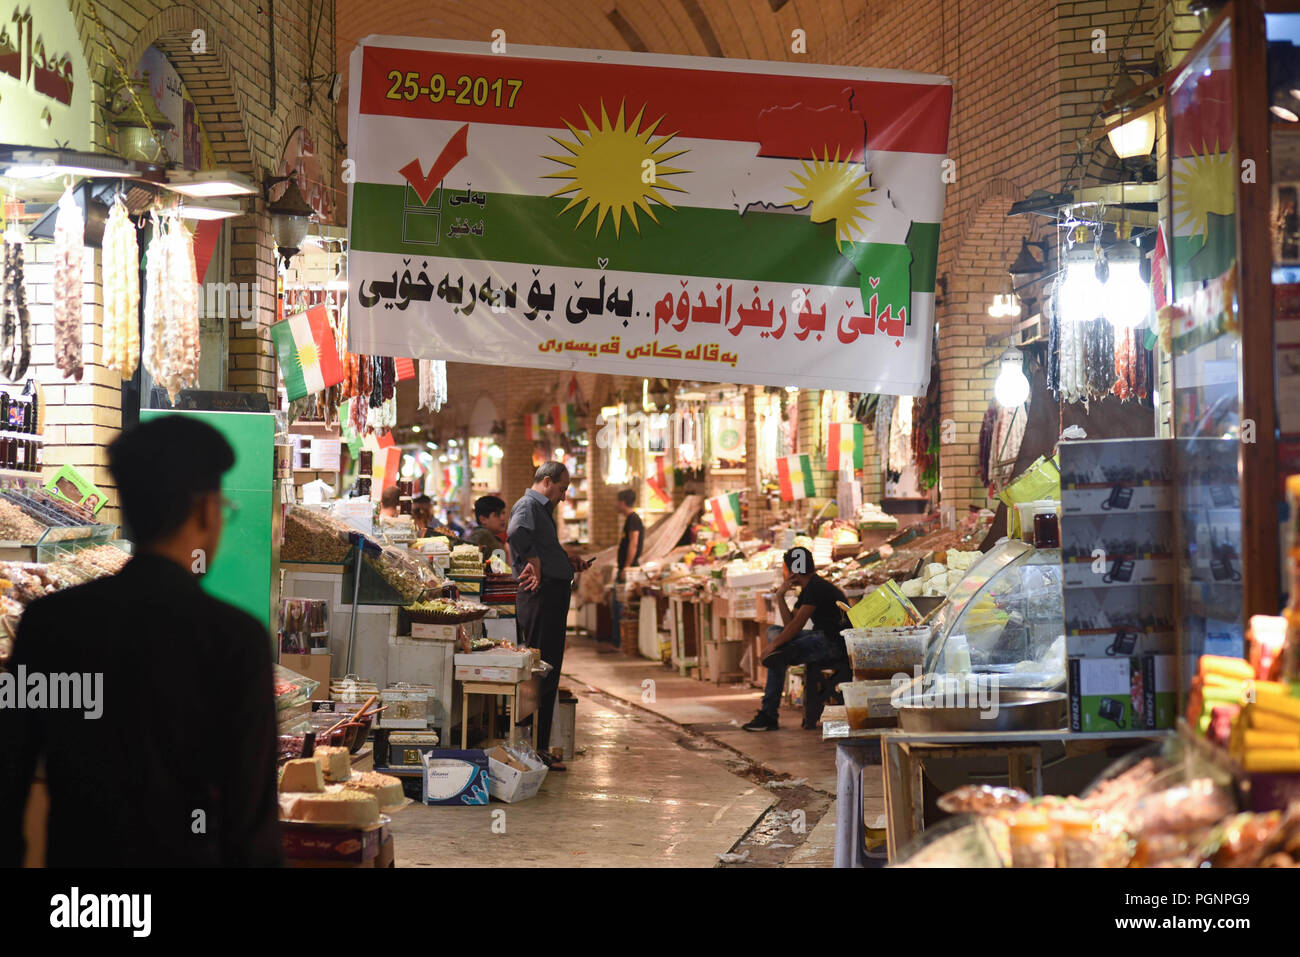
305;306;345;387
359;46;952;157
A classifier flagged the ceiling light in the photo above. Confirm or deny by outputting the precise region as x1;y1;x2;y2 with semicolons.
1;148;138;180
167;169;258;197
1059;260;1104;323
264;173;315;267
178;197;244;220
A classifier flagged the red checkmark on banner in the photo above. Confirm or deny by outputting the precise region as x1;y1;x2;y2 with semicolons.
398;123;469;205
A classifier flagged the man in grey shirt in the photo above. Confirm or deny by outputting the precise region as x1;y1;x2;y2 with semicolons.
507;462;590;770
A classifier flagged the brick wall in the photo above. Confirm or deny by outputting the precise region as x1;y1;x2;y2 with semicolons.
27;0;339;515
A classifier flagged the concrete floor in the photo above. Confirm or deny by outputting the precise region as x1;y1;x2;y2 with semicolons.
387;634;868;867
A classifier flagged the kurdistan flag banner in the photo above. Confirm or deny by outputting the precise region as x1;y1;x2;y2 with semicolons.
552;402;577;434
524;413;547;440
827;421;864;471
777;454;816;501
346;38;951;395
270;305;344;401
709;492;742;538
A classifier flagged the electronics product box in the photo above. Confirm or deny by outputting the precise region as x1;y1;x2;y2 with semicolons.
1068;655;1178;733
420;749;490;806
486;746;548;803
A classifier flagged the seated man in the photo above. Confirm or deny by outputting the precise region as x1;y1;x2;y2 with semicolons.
743;546;849;732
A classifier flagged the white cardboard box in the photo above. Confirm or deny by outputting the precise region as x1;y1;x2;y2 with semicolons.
410;622;460;641
487;748;548;803
455;663;528;683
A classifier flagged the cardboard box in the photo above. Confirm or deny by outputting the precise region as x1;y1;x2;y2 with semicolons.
279;653;332;701
454;649;532;683
280;821;383;863
410;622;460;641
487;746;548;802
421;749;490;805
1068;654;1178;733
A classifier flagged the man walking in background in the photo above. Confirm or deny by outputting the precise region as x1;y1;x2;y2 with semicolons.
606;489;643;649
0;416;282;866
508;463;590;770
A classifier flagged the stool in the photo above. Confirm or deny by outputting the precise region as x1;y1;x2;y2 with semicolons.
804;659;852;729
461;680;539;750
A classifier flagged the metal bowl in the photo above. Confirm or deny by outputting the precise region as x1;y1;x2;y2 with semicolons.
895;688;1067;733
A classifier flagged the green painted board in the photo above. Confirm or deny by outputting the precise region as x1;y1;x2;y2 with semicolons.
139;409;275;631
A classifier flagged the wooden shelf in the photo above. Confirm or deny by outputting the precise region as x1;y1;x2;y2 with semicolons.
0;431;42;442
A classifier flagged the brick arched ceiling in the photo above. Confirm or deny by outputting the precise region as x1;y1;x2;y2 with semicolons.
335;0;864;139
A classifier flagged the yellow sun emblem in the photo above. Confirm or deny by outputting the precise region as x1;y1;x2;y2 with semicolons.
542;100;689;237
298;342;319;371
1172;141;1235;247
785;147;875;250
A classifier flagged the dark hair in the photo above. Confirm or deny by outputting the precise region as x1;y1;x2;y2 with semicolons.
413;494;432;507
533;461;568;485
617;488;636;507
381;485;401;508
108;416;235;546
783;546;815;575
475;494;505;520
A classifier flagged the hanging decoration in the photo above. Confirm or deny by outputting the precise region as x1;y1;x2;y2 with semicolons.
827;421;864;471
102;196;139;379
1;233;31;382
777;453;814;501
53;188;85;382
708;491;742;538
142;212;200;402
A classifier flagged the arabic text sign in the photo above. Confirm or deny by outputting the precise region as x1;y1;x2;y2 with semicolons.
346;38;951;394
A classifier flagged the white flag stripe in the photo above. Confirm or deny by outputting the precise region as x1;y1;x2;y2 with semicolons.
288;311;325;394
347;249;935;396
349;115;945;234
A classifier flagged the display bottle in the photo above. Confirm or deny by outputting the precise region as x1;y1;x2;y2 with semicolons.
0;392;9;430
27;440;36;472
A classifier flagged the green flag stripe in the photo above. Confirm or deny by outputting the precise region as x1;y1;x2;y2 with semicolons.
271;321;307;399
350;183;939;294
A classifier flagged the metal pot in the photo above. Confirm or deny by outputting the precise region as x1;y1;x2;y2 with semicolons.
895;688;1067;733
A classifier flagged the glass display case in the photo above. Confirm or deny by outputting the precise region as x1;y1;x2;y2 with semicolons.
924;539;1066;690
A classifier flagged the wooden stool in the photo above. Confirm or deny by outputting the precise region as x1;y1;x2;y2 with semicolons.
461;680;539;750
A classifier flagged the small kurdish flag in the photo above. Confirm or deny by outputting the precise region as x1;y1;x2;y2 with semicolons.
709;492;742;539
524;413;547;441
552;402;577;434
777;453;815;501
827;422;864;471
270;305;344;401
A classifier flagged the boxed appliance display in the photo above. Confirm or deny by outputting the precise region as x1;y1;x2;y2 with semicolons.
420;749;490;806
1067;654;1179;733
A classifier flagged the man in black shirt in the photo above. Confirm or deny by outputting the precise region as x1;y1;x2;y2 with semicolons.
743;546;849;732
608;489;643;648
0;416;282;866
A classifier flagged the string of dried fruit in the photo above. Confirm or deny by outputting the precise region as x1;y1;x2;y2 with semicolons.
380;356;395;402
1084;316;1116;397
160;216;200;399
53;189;84;381
369;356;383;408
0;240;30;381
102;197;139;378
142;213;167;388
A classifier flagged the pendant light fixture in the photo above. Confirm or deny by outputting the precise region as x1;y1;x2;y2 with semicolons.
993;346;1030;408
263;170;315;267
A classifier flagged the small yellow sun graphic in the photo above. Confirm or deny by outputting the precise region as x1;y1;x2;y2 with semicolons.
298;342;319;371
785;147;875;250
542;100;689;237
1172;141;1235;246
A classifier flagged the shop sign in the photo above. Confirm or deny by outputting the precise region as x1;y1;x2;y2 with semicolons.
346;38;951;395
0;3;92;150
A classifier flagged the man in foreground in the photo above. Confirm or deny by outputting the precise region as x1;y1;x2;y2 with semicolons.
508;463;590;770
0;416;282;866
743;546;849;732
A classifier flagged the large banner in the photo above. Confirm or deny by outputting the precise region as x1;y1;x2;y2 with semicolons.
346;38;951;395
